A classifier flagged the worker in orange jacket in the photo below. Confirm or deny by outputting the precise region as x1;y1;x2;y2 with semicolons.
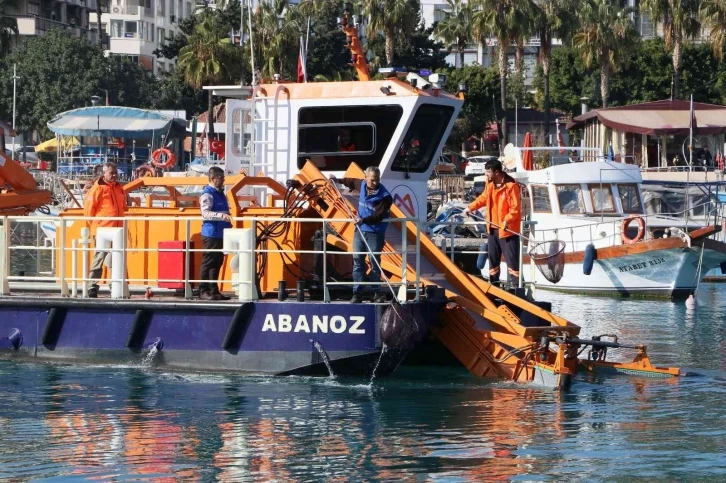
84;162;126;298
464;159;521;286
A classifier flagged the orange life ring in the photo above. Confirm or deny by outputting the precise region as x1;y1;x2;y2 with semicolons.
135;164;155;178
151;148;177;169
621;216;646;244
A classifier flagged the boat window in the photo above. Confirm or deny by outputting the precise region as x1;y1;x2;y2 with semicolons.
231;107;252;157
556;184;585;214
297;105;403;170
589;184;615;212
298;123;375;156
617;183;643;214
391;104;455;173
531;185;552;213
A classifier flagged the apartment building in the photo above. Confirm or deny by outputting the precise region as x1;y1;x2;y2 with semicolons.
6;0;101;48
91;0;193;76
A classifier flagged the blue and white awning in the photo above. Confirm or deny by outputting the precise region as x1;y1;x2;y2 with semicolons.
47;106;187;139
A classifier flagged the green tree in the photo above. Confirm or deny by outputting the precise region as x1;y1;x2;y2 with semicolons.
367;20;448;72
178;13;240;136
533;45;596;116
535;0;577;143
153;68;207;115
641;0;701;99
473;0;521;146
573;0;638;107
443;65;500;137
362;0;419;66
0;29;158;138
700;0;726;63
608;38;671;106
434;0;475;68
299;0;350;80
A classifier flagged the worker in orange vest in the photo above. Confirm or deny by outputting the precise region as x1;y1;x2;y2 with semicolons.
84;162;126;298
464;159;521;287
338;128;357;152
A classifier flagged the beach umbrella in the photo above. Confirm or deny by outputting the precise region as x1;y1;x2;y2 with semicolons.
522;132;533;171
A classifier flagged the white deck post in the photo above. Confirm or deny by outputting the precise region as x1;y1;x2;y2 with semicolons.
0;217;9;295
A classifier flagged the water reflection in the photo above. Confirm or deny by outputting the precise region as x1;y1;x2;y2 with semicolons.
0;286;725;480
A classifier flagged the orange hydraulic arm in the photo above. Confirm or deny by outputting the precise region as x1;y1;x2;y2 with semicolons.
0;150;52;215
340;11;369;81
292;161;680;387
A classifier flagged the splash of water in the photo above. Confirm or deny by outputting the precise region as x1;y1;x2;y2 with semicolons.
141;346;158;367
311;340;335;378
370;344;388;382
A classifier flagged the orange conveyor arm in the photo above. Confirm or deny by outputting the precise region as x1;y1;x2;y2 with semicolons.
0;150;52;215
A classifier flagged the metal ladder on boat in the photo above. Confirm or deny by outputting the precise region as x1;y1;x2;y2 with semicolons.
250;85;291;183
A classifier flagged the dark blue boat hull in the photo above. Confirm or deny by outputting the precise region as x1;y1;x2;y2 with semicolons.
0;298;437;377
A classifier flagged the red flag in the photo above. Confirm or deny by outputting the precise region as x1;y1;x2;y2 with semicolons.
556;119;565;154
210;140;226;159
297;36;307;83
717;151;724;171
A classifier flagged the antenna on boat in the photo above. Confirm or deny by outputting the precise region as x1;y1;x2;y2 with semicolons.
337;3;369;81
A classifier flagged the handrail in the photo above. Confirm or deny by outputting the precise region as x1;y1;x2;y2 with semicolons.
1;214;421;302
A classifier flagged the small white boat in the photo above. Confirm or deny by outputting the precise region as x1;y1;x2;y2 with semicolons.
479;146;726;298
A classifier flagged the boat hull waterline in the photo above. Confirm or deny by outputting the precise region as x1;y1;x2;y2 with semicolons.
0;299;433;378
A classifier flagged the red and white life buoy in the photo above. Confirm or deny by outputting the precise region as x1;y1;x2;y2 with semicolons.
151;148;177;169
621;216;646;244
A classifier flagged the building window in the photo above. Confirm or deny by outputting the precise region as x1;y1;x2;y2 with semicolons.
28;2;40;16
157;0;165;16
170;0;175;17
531;185;552;213
185;2;191;17
150;25;154;42
433;4;449;23
124;21;138;37
111;20;123;37
391;104;455;173
157;27;165;45
297;105;404;171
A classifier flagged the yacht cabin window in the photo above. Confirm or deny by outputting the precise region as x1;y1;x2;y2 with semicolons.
617;183;643;214
556;184;585;214
391;104;455;173
589;184;615;212
531;185;552;213
297;105;403;170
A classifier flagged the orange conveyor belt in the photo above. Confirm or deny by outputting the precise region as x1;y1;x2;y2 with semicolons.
293;162;582;381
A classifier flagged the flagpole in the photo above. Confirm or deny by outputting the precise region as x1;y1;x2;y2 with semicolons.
305;16;311;82
687;93;693;229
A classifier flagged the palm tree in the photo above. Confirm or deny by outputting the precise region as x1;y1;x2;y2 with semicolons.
473;0;521;147
178;13;239;136
509;0;537;107
641;0;701;99
362;0;418;66
573;0;637;107
700;0;726;62
434;0;474;68
0;0;18;56
535;0;577;143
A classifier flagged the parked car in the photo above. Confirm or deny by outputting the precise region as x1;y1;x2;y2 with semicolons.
14;146;38;164
465;176;487;202
464;155;498;178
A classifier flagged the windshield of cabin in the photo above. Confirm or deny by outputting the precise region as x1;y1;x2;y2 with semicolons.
391;104;455;173
556;184;585;214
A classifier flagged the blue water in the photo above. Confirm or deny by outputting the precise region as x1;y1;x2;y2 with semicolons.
1;285;725;481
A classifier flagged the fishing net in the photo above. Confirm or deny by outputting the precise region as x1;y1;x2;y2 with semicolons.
528;240;566;284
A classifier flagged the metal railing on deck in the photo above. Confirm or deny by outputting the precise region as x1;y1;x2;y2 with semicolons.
0;215;422;303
